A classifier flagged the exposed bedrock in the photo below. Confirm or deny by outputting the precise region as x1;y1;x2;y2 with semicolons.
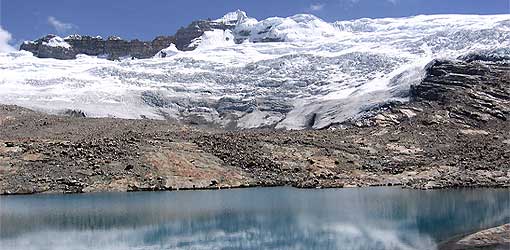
20;34;175;60
19;12;240;59
18;10;336;60
439;224;510;250
410;59;510;124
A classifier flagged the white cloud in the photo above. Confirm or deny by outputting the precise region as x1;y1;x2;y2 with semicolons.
387;0;398;4
47;16;76;34
0;26;15;53
309;3;325;11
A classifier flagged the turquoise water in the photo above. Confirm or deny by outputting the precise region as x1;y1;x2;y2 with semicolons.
0;187;509;250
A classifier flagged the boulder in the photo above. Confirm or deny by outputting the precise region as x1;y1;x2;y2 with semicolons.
457;224;510;247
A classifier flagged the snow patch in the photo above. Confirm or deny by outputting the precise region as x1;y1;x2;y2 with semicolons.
43;36;72;49
234;14;338;43
214;10;248;25
154;44;180;58
64;34;82;40
107;36;122;41
196;30;235;50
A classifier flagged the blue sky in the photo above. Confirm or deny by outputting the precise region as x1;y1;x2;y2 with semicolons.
0;0;509;46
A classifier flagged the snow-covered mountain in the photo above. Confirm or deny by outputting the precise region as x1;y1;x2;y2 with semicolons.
1;12;509;129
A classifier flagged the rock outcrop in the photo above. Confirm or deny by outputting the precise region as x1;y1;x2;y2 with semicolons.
440;224;510;250
20;10;328;59
174;19;238;51
457;224;510;248
19;11;247;59
410;59;510;124
20;34;175;60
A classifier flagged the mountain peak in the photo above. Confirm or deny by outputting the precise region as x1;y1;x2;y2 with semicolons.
214;10;249;25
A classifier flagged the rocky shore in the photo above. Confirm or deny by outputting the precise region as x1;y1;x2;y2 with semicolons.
0;58;509;195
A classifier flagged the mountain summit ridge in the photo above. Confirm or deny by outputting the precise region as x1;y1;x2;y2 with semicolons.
20;10;339;59
19;10;252;60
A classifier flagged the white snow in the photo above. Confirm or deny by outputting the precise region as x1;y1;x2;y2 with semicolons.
1;13;509;129
196;30;235;49
234;14;338;43
43;36;72;49
107;36;122;41
214;10;248;25
154;44;180;58
64;34;82;40
186;29;236;49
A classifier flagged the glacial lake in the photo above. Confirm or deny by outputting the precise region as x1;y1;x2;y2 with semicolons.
0;187;509;250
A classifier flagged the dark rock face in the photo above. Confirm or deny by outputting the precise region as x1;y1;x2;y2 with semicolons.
20;34;175;60
215;97;256;114
62;109;86;118
152;36;175;51
411;59;510;123
20;13;241;59
65;35;105;56
174;20;235;51
20;35;76;59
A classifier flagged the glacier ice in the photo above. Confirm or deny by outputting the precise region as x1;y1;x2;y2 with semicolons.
0;13;509;129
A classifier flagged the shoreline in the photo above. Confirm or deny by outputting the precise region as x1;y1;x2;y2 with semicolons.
2;180;509;196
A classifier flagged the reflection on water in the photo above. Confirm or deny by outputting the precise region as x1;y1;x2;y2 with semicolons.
0;187;509;250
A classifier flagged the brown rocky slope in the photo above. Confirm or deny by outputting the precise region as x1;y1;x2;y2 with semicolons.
0;59;509;194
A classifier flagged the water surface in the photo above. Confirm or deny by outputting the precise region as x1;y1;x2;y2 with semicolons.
1;187;509;250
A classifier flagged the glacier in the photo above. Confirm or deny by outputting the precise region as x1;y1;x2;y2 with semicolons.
0;12;509;129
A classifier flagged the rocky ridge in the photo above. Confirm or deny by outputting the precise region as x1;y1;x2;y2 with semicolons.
0;56;508;195
19;10;350;60
20;34;175;60
19;10;247;60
